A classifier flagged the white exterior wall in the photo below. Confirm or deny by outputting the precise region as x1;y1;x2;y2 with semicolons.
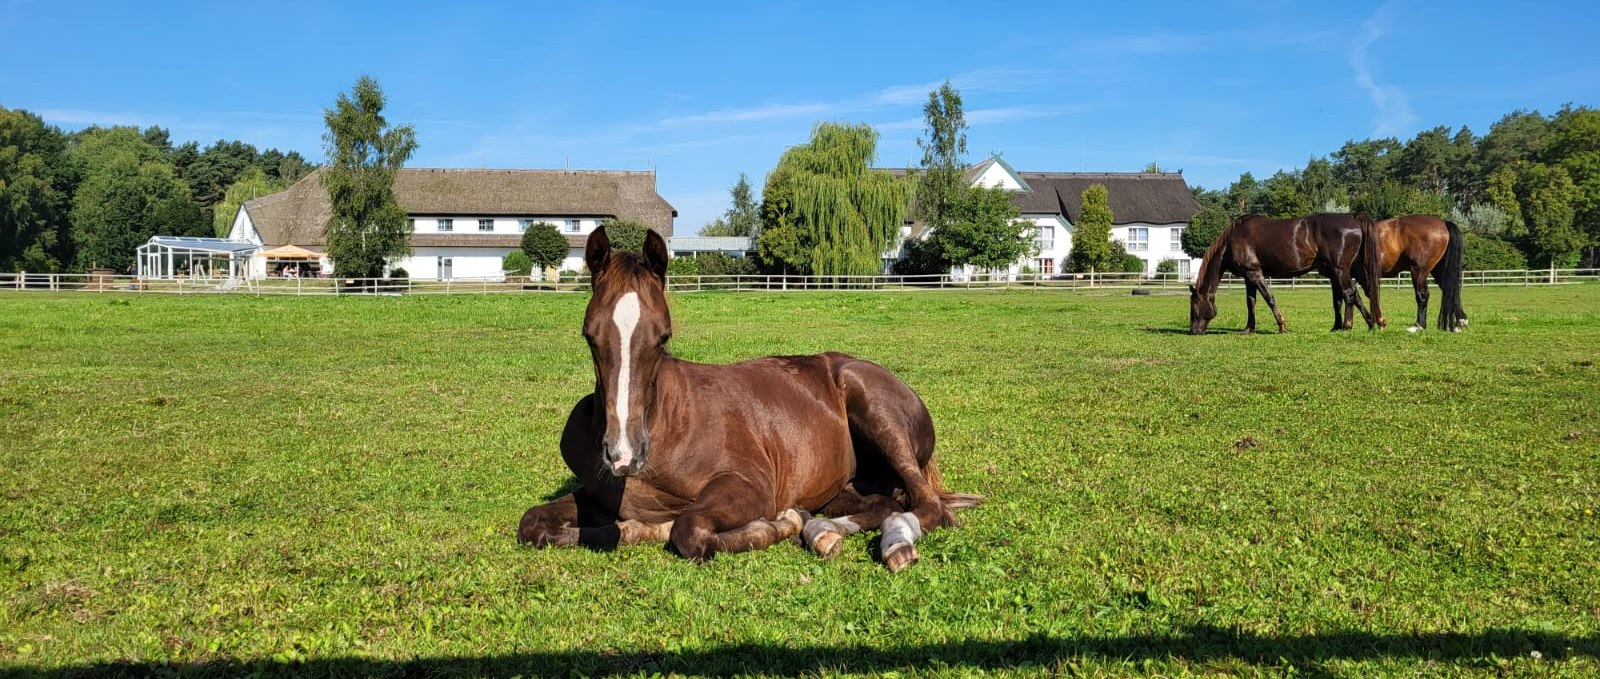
399;216;602;280
393;248;513;280
1111;222;1200;275
411;215;605;236
235;211;617;280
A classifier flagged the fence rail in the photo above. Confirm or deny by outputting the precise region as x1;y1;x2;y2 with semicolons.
2;269;1597;296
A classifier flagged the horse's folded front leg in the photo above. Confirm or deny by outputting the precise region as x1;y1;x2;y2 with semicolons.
519;493;582;547
520;491;670;549
668;474;788;562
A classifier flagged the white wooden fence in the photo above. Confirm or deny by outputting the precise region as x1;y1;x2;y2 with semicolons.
1;269;1596;296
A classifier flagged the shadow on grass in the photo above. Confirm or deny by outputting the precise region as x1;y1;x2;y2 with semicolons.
540;476;582;502
8;625;1593;678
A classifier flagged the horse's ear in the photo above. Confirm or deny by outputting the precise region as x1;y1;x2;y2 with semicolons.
1188;284;1197;294
642;228;669;282
585;226;611;275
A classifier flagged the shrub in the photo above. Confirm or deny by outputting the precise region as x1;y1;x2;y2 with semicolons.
1463;233;1529;271
602;220;649;253
1108;240;1147;273
693;252;758;276
666;257;700;277
388;267;408;279
502;251;532;277
891;238;948;276
521;223;568;274
1156;258;1178;273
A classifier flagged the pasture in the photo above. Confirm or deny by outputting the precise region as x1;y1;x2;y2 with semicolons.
1;285;1597;677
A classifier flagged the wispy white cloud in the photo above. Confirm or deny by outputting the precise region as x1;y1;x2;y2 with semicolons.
967;105;1077;126
652;67;1076;131
874;117;924;132
1351;4;1417;137
870;82;942;106
657;102;832;127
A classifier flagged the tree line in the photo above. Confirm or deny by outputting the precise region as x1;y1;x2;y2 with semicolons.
0;105;313;272
1180;105;1600;270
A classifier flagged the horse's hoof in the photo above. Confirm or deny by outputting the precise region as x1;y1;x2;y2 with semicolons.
802;518;846;558
883;543;919;572
813;530;844;559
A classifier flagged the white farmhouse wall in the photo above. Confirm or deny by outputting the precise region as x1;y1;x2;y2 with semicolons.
411;215;606;236
1111;222;1200;274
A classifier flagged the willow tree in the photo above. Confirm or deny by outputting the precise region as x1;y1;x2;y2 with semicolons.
758;122;911;276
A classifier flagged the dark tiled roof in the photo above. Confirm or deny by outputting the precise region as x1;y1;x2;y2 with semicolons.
242;168;676;246
1016;172;1201;225
882;162;1201;231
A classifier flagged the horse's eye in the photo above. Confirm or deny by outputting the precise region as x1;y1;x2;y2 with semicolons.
658;333;672;347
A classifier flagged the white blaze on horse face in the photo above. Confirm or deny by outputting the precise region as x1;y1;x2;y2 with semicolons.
609;291;641;470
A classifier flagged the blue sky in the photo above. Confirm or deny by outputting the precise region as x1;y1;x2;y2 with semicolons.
3;1;1596;230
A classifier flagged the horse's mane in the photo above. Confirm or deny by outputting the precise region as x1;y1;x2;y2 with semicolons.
592;250;661;286
1195;215;1250;290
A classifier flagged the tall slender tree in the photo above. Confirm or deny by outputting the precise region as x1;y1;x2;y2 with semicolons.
915;80;967;235
321;76;417;279
1067;183;1115;272
758;122;911;276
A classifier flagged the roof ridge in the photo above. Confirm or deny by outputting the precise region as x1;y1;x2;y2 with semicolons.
1020;171;1184;178
401;167;656;176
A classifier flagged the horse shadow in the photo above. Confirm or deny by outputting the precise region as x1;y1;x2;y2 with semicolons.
540;476;582;502
17;625;1594;678
1141;326;1254;335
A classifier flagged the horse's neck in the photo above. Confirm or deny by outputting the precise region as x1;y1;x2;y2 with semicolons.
1198;247;1227;294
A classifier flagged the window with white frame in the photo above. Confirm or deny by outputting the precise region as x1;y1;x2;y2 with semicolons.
1035;225;1054;251
1127;227;1148;251
517;219;531;232
1177;259;1191;277
1171;227;1184;250
478;218;494;232
437;218;453;232
566;219;581;233
1036;257;1055;275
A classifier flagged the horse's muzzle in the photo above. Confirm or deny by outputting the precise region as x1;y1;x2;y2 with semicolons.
603;437;649;477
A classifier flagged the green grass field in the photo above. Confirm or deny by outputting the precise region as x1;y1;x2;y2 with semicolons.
2;285;1597;677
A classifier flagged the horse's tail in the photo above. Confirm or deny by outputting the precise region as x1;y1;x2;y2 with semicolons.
1357;212;1382;327
923;458;984;510
1437;219;1466;331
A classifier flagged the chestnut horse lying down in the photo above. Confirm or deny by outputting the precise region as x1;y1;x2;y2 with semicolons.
518;227;980;571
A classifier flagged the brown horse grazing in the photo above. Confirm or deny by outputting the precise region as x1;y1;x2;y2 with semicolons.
1343;214;1468;332
518;226;980;571
1189;213;1382;335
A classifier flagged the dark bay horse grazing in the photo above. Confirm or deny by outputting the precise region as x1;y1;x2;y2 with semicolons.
1189;213;1382;335
1344;214;1467;332
518;226;980;571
